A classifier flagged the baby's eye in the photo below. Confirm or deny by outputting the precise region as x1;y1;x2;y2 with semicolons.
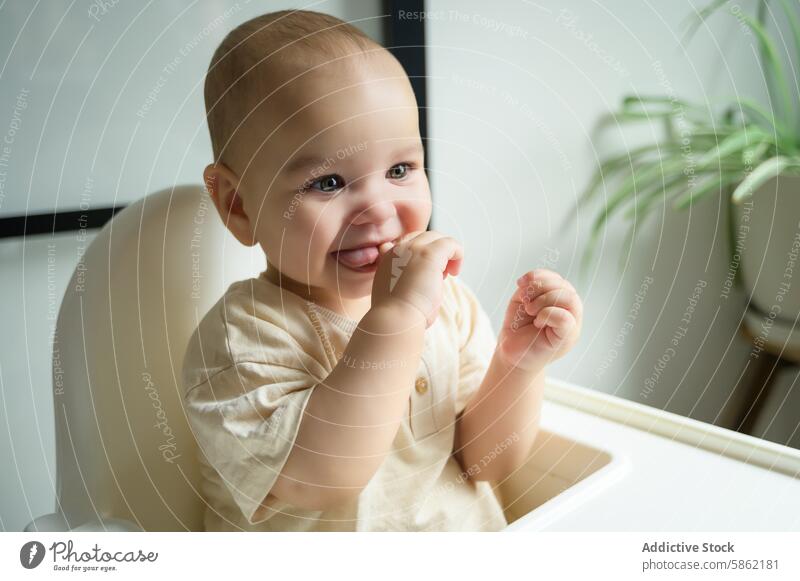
307;174;345;193
387;163;411;180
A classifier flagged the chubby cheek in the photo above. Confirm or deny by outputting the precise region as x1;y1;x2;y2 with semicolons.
250;200;325;280
282;206;337;274
398;190;432;232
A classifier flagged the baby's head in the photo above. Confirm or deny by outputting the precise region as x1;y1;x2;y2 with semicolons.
203;10;431;309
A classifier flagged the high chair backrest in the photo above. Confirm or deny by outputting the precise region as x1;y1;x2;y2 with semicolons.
51;185;263;531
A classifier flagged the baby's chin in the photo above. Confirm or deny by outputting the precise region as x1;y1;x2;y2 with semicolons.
327;271;375;299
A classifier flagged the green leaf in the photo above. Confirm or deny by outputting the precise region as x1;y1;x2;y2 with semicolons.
578;142;681;206
621;95;689;116
776;0;800;134
742;140;773;165
623;172;691;220
696;127;773;166
566;142;681;236
673;172;743;209
620;139;755;212
740;7;794;127
731;155;800;202
737;99;788;144
682;0;733;43
595;95;707;129
590;157;688;238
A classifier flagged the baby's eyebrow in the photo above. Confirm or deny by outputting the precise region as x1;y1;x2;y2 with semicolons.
390;142;425;158
283;142;425;175
283;154;329;175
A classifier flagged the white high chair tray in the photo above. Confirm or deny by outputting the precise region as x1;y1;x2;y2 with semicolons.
501;379;800;531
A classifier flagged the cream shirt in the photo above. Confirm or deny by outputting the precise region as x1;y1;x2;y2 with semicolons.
181;270;508;531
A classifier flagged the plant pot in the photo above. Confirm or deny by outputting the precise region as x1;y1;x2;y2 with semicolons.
735;174;800;323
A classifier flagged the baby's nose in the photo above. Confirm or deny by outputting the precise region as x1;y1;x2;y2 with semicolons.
350;197;397;225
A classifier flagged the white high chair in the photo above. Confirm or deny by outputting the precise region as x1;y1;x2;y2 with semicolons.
22;184;617;532
24;185;264;532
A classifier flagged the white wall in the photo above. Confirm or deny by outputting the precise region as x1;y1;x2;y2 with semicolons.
425;0;789;428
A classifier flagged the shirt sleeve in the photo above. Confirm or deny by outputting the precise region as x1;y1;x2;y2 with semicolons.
183;359;319;525
448;276;498;418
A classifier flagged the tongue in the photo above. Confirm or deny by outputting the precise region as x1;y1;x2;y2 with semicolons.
334;246;379;268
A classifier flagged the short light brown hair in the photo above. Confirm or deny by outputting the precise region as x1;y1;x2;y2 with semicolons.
204;10;382;167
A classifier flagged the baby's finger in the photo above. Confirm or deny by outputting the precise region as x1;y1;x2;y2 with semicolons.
443;256;462;278
399;232;464;277
516;269;563;288
545;326;564;349
515;275;565;303
534;306;576;337
378;240;396;256
425;237;463;276
503;294;535;331
526;288;582;318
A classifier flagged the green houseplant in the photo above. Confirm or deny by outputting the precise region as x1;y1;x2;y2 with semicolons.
579;0;800;292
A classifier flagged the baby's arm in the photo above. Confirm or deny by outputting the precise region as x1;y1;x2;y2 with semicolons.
454;270;582;482
454;353;546;482
269;300;426;510
269;232;463;511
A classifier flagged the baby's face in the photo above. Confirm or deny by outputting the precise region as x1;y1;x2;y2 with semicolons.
237;53;431;303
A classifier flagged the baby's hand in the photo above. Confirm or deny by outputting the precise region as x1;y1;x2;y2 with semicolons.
496;269;582;372
371;231;463;328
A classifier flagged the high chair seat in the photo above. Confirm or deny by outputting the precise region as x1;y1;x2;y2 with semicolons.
24;185;263;532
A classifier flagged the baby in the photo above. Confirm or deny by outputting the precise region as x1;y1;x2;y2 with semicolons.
181;9;582;532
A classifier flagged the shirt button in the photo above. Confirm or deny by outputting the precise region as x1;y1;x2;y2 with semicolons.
415;377;428;394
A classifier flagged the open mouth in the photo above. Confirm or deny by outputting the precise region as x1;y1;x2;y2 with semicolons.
330;245;381;272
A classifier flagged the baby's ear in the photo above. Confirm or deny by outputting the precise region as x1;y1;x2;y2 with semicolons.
203;163;257;247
